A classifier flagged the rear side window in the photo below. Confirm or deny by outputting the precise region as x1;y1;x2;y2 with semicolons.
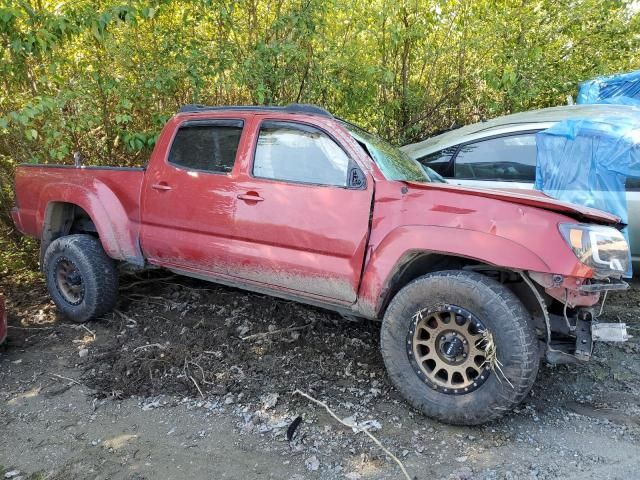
626;178;640;191
168;120;243;173
253;121;350;186
454;134;537;181
416;147;457;177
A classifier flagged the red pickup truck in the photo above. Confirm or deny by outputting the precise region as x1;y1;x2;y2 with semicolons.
12;104;631;425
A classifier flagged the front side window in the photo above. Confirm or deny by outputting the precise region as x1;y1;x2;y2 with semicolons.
454;134;537;181
168;120;243;173
253;121;351;186
416;147;457;177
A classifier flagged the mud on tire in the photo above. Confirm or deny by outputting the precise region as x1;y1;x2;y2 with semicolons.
43;234;119;323
380;270;539;425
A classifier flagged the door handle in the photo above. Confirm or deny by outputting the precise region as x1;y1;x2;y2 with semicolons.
237;193;264;202
151;182;172;191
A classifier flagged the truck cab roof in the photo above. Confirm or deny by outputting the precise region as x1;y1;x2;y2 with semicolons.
177;103;334;118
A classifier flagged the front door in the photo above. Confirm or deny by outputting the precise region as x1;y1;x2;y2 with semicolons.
229;119;373;304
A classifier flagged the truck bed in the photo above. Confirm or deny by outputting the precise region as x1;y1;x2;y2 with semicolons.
12;164;145;262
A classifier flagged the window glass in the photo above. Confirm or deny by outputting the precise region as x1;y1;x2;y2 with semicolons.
416;147;457;177
168;121;243;173
626;177;640;191
454;134;537;181
341;121;430;182
253;122;350;186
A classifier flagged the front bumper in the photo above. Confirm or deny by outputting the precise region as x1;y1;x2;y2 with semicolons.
526;272;631;364
577;279;629;293
529;271;628;308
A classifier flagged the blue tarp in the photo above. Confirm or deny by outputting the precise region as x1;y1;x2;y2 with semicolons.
577;70;640;105
534;115;640;276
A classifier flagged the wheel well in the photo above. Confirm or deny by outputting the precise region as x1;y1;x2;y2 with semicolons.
40;202;97;264
379;252;471;315
378;252;548;337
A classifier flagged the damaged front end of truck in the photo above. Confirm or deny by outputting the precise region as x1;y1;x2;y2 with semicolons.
523;221;631;364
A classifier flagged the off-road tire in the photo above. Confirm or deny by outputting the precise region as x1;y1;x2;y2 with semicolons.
43;234;118;323
380;270;539;425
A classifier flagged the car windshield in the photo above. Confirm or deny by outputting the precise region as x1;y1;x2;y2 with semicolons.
340;121;432;182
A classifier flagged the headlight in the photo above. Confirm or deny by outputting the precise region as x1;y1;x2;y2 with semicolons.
559;223;629;277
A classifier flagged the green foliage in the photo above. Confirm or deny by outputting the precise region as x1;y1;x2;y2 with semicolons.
0;154;38;281
0;0;639;277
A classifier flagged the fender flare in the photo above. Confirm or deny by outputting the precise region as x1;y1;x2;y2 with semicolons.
37;181;143;264
357;225;551;317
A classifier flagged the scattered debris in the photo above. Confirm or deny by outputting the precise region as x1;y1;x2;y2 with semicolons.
480;329;514;389
142;399;162;411
133;343;166;352
50;373;82;385
241;323;313;341
305;455;320;471
286;416;303;441
294;389;413;480
448;466;474;480
80;324;96;339
114;309;137;327
189;376;204;399
261;392;279;410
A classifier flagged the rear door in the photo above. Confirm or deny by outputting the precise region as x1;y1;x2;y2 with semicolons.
140;117;245;273
228;118;373;304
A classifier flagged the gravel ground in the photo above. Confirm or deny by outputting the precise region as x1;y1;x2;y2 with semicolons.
1;271;639;480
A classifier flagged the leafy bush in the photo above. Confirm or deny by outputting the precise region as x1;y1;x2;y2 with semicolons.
1;0;639;280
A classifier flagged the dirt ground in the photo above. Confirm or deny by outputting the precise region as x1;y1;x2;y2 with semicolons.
1;271;640;480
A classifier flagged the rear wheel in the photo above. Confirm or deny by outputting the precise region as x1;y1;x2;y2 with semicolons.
43;234;118;323
380;270;539;425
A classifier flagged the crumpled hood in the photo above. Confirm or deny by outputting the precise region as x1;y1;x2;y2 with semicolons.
405;182;622;225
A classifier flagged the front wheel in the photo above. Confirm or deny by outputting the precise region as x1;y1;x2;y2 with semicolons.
43;234;119;323
380;270;539;425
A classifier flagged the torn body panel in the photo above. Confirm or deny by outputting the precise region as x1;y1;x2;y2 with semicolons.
358;181;600;318
528;271;601;307
523;270;630;363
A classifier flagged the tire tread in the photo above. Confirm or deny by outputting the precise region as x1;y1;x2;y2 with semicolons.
380;270;539;425
43;234;118;322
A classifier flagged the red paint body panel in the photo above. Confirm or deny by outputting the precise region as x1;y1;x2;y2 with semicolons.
13;166;144;263
11;109;621;318
408;183;621;224
357;181;594;316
